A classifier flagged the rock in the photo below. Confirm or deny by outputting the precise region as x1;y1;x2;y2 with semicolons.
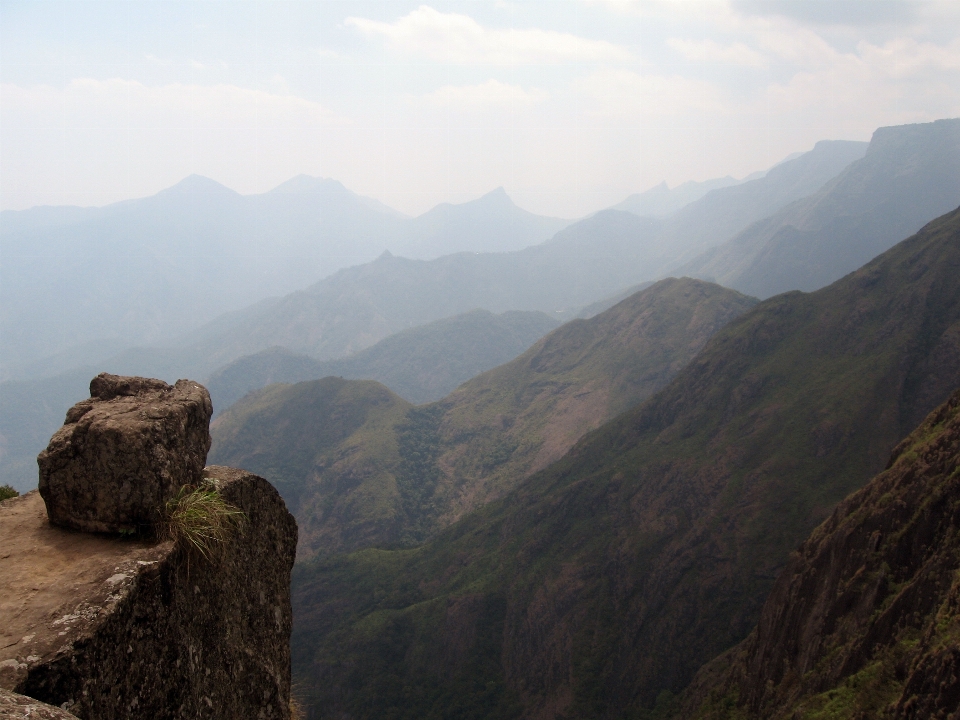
1;468;298;719
0;688;79;719
37;373;213;533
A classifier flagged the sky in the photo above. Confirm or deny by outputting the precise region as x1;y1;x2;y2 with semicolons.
2;0;959;218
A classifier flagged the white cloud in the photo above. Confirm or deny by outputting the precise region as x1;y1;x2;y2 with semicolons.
666;37;766;67
345;5;633;65
421;79;548;107
857;36;960;78
571;68;726;117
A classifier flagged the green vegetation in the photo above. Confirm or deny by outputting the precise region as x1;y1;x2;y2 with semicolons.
210;279;755;560
395;405;445;545
0;483;19;501
209;377;412;558
290;207;960;718
162;484;247;560
207;308;560;411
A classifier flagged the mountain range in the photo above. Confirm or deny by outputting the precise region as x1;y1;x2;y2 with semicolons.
0;178;569;378
286;204;960;718
206;309;560;410
682;117;960;298
128;135;873;378
208;277;757;558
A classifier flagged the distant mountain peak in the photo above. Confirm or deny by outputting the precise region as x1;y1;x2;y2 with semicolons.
160;175;240;197
473;186;515;208
267;175;347;194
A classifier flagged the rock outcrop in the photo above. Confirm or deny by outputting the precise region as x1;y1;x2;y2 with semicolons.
684;387;960;719
38;373;213;533
3;374;298;719
1;468;297;719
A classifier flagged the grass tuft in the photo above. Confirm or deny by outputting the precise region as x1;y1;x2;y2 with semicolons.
162;484;246;560
0;484;19;502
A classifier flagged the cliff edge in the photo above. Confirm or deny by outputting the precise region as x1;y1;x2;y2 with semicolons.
1;374;298;719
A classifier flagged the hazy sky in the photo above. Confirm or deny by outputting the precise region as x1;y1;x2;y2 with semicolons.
2;0;959;217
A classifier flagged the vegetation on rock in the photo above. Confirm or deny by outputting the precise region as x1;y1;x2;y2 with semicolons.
162;483;247;560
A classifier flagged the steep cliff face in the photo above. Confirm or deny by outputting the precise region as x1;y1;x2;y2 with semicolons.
686;388;960;719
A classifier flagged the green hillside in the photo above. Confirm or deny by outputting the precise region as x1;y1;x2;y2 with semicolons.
432;277;757;524
206;309;560;412
209;279;755;559
209;377;412;557
289;206;960;719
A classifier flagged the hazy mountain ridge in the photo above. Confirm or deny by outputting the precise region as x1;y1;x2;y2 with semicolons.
288;205;960;718
651;139;869;270
208;278;756;558
126;136;870;374
613;176;745;217
0;177;569;378
206;308;560;410
684;387;960;719
682;118;960;298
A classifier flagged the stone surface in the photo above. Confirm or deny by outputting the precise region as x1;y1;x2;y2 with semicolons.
1;468;298;720
38;373;213;533
0;688;79;719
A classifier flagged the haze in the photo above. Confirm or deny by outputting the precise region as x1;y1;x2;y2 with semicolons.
3;0;960;218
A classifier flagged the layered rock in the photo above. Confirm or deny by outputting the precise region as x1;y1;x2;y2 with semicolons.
38;373;213;533
1;467;297;720
684;387;960;719
0;688;80;719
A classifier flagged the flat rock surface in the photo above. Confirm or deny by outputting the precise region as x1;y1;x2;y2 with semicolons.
0;491;169;690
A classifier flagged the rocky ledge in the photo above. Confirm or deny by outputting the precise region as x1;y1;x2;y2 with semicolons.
1;374;298;720
1;468;297;719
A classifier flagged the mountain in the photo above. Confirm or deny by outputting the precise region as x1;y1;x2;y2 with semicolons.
0;178;568;379
146;211;665;371
206;309;560;411
0;175;402;377
391;187;570;258
651;139;869;270
209;377;413;557
682;117;960;298
429;278;758;526
614;176;745;217
0;308;557;494
684;387;960;719
288;206;960;719
208;278;756;557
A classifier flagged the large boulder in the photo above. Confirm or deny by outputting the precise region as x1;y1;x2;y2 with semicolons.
37;373;213;533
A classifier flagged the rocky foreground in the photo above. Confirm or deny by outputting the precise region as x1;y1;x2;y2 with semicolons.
1;374;297;720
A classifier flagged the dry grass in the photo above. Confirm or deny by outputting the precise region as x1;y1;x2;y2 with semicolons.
162;484;246;560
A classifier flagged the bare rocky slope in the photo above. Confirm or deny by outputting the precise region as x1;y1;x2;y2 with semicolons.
684;387;960;719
